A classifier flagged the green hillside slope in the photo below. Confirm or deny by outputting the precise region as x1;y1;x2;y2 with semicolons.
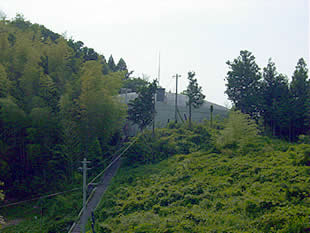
95;124;310;232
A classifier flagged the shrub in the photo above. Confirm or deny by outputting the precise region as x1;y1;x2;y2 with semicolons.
125;124;214;165
95;223;112;233
298;135;310;144
216;111;259;152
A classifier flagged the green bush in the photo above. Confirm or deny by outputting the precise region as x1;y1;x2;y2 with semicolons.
298;134;310;144
125;124;214;165
95;223;112;233
216;111;259;152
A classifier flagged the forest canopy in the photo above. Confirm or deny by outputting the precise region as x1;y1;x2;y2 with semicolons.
225;50;310;141
0;15;128;198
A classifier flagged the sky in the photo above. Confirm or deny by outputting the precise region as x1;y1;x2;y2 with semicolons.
0;0;309;106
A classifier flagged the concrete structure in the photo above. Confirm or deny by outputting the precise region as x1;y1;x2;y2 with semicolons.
120;90;228;135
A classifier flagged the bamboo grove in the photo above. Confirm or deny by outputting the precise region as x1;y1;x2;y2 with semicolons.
0;15;127;198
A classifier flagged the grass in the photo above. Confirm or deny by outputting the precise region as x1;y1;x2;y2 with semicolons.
2;119;310;232
94;138;310;232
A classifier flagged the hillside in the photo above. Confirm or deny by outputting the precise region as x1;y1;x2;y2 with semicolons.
94;119;310;232
0;13;309;233
0;15;128;199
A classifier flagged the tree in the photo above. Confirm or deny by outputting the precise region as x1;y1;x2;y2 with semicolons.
0;64;10;97
82;47;98;62
123;77;149;93
261;59;290;137
290;58;309;139
184;71;205;128
0;181;3;201
0;9;6;20
216;110;259;149
38;73;58;112
108;55;116;72
0;180;3;227
225;50;262;119
128;80;157;130
0;16;128;199
0;98;27;194
116;58;127;71
210;105;214;128
79;61;126;156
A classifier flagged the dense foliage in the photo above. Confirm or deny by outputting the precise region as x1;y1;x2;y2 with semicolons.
0;190;82;232
128;80;157;130
225;50;310;141
122;77;149;93
216;110;259;150
0;15;127;198
124;121;215;165
94;113;310;232
225;50;261;119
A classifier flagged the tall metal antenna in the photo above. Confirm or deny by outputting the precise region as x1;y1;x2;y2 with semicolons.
309;2;310;78
157;52;161;84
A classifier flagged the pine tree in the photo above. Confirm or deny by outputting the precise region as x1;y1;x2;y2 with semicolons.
184;71;205;128
108;55;116;72
116;58;127;71
261;59;290;137
290;58;309;139
225;50;262;119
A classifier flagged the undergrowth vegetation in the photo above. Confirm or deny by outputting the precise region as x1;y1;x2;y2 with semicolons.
124;120;220;165
0;190;81;232
94;112;310;232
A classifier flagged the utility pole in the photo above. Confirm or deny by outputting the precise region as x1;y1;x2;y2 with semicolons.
81;158;90;233
210;105;214;128
152;92;155;138
173;74;181;123
153;53;161;137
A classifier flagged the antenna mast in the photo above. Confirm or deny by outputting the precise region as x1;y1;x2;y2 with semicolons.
157;52;161;84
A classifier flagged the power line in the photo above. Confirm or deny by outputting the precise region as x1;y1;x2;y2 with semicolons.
0;144;127;210
69;135;140;233
0;144;129;210
0;187;80;209
87;137;139;186
0;127;142;229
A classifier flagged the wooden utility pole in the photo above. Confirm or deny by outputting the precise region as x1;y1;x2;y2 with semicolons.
152;93;155;137
153;52;161;137
173;74;181;123
81;158;90;233
210;105;214;128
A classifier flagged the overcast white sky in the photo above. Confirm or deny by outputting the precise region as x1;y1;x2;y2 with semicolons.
1;0;309;106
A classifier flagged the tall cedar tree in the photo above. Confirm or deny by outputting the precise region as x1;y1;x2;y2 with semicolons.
290;58;309;139
185;71;205;128
225;50;261;119
261;59;290;137
128;80;157;130
116;58;128;71
108;55;117;72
